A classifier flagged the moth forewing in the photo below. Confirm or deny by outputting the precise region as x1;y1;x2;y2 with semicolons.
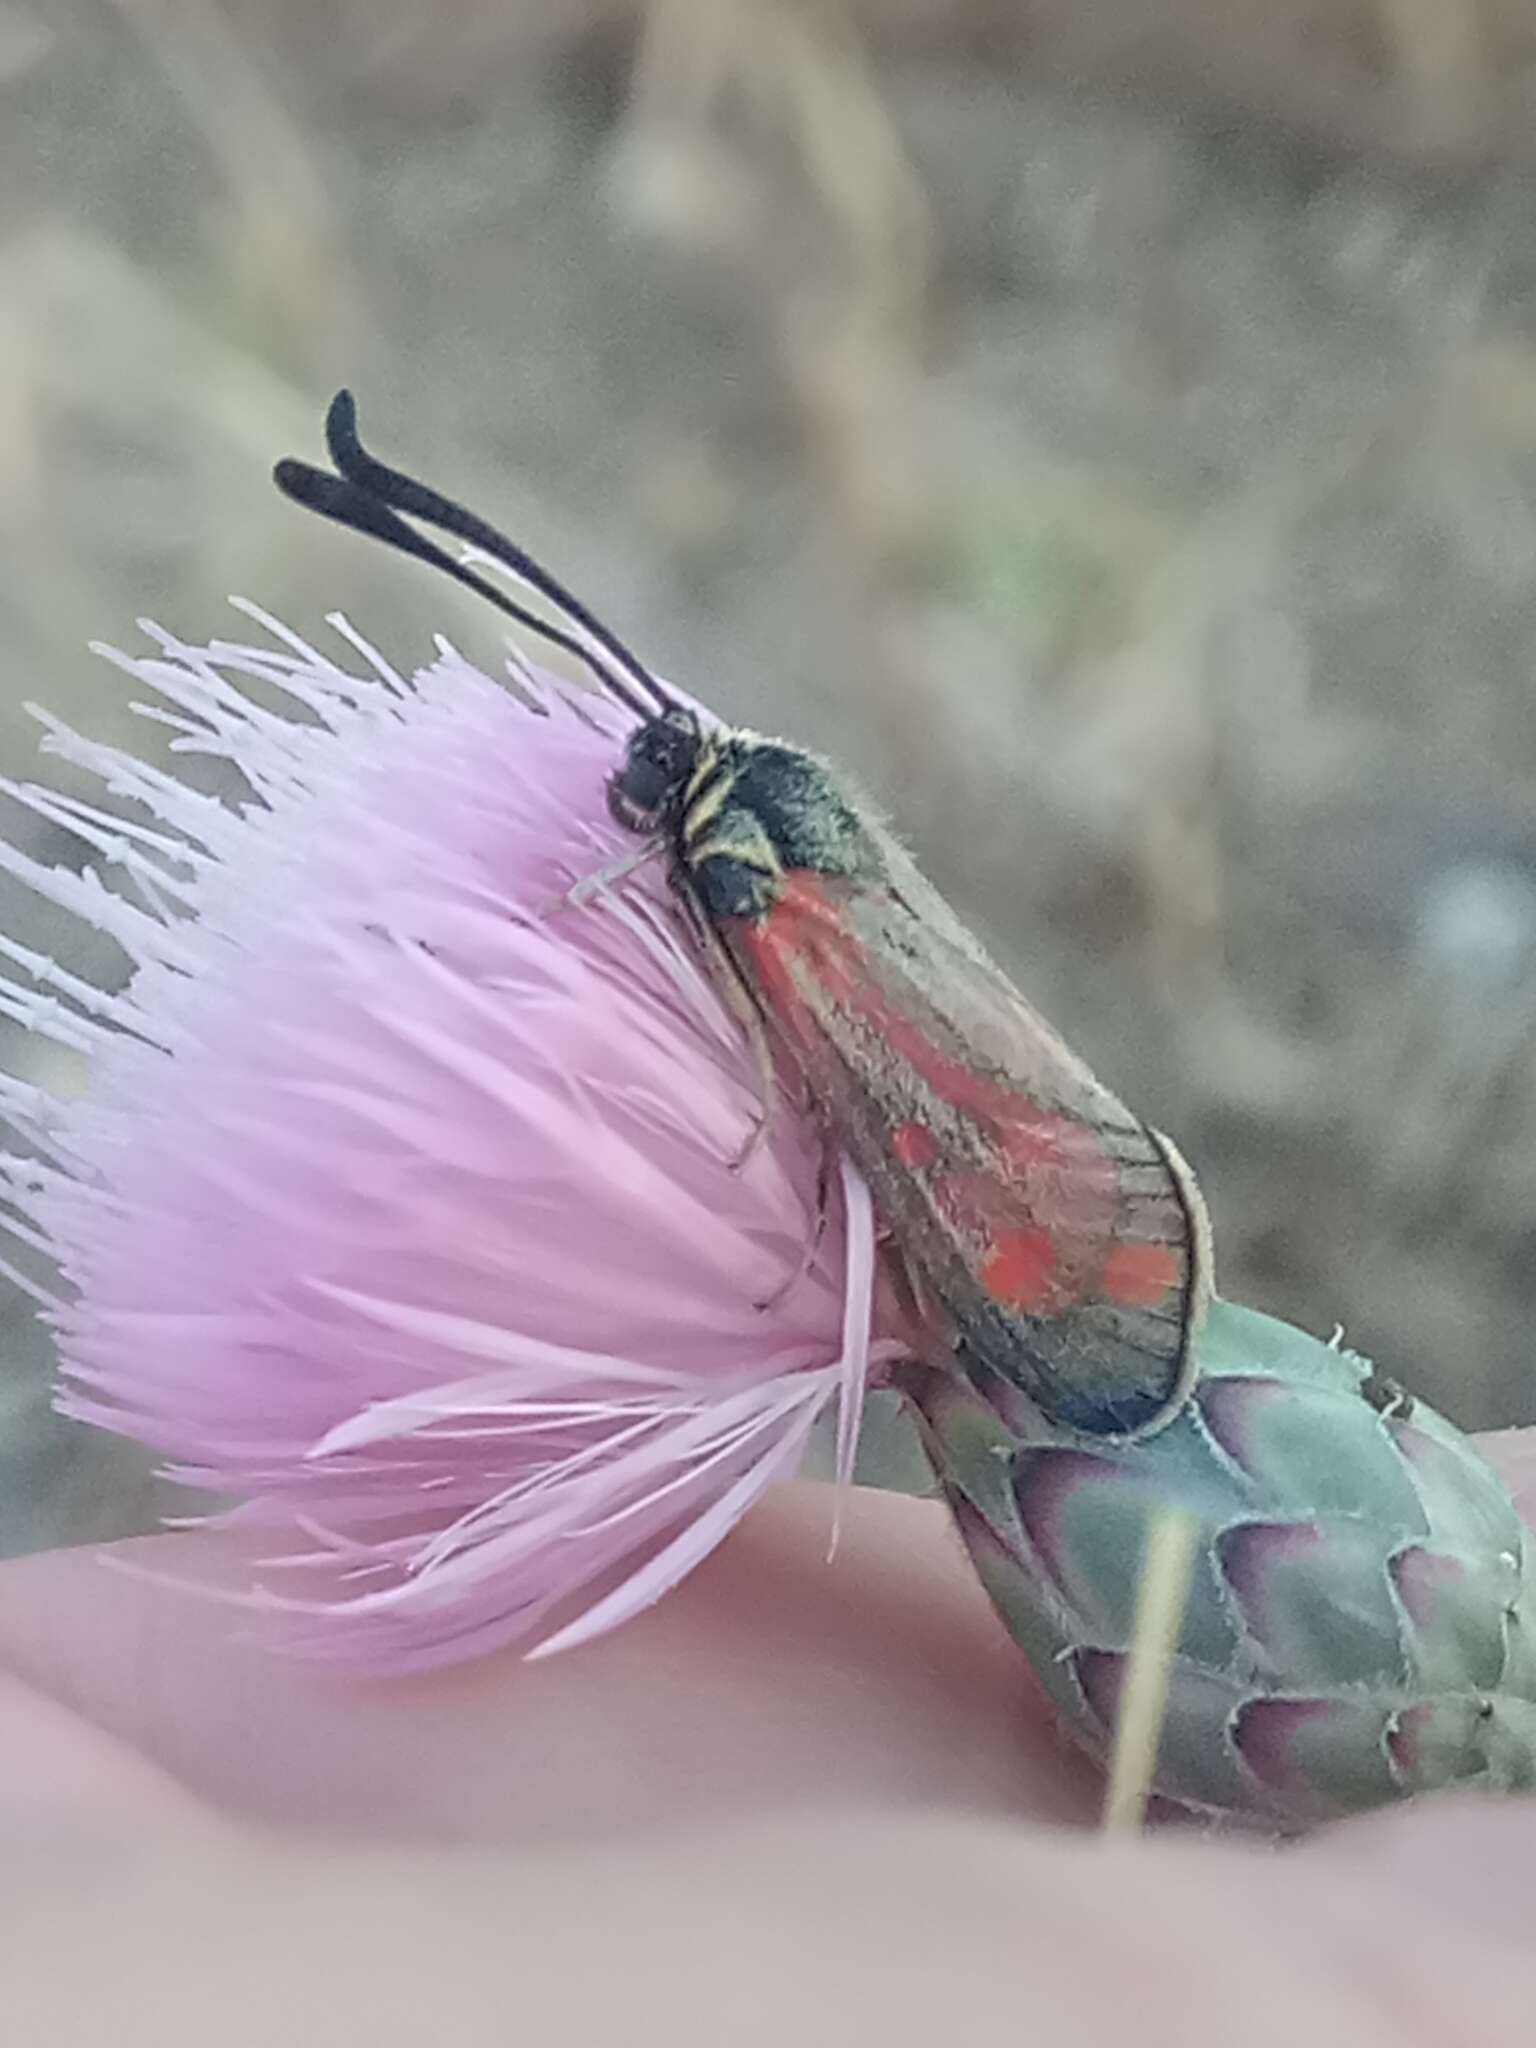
709;795;1211;1438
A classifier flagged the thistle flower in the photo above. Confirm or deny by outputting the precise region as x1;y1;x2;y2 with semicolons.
0;607;900;1668
906;1301;1536;1827
6;597;1536;1834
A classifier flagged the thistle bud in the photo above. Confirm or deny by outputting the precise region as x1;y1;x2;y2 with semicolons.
905;1299;1536;1828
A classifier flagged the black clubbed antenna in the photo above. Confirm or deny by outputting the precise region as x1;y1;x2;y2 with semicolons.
272;460;623;691
274;391;677;724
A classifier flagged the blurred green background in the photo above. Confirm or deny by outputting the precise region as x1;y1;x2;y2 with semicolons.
7;0;1536;1548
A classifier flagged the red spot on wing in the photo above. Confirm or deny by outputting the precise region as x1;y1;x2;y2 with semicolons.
931;1169;1080;1313
980;1227;1060;1312
1099;1241;1180;1310
891;1120;938;1169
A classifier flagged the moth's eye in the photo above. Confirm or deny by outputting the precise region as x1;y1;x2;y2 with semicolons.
607;762;667;831
606;716;696;834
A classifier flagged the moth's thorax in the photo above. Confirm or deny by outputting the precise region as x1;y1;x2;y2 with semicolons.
676;732;887;920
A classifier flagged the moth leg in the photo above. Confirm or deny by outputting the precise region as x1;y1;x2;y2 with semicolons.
728;996;777;1171
883;1249;958;1366
754;1133;834;1311
541;836;667;917
671;882;778;1168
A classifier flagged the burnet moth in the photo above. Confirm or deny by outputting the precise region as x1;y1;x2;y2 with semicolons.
274;392;1212;1438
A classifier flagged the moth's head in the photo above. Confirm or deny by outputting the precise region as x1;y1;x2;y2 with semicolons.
607;706;705;835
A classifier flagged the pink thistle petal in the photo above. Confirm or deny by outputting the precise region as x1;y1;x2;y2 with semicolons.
0;607;907;1668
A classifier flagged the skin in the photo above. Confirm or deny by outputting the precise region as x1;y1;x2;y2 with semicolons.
2;1457;1536;2042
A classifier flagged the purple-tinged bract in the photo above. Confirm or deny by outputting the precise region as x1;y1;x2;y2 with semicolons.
906;1298;1536;1827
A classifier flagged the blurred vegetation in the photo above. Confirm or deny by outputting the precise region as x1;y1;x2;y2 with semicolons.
6;0;1536;1546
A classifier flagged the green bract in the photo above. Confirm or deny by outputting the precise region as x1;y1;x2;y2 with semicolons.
906;1299;1536;1828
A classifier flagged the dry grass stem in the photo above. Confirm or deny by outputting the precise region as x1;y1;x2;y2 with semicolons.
1102;1508;1199;1833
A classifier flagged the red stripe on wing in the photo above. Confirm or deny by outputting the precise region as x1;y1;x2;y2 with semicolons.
733;871;1165;1322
